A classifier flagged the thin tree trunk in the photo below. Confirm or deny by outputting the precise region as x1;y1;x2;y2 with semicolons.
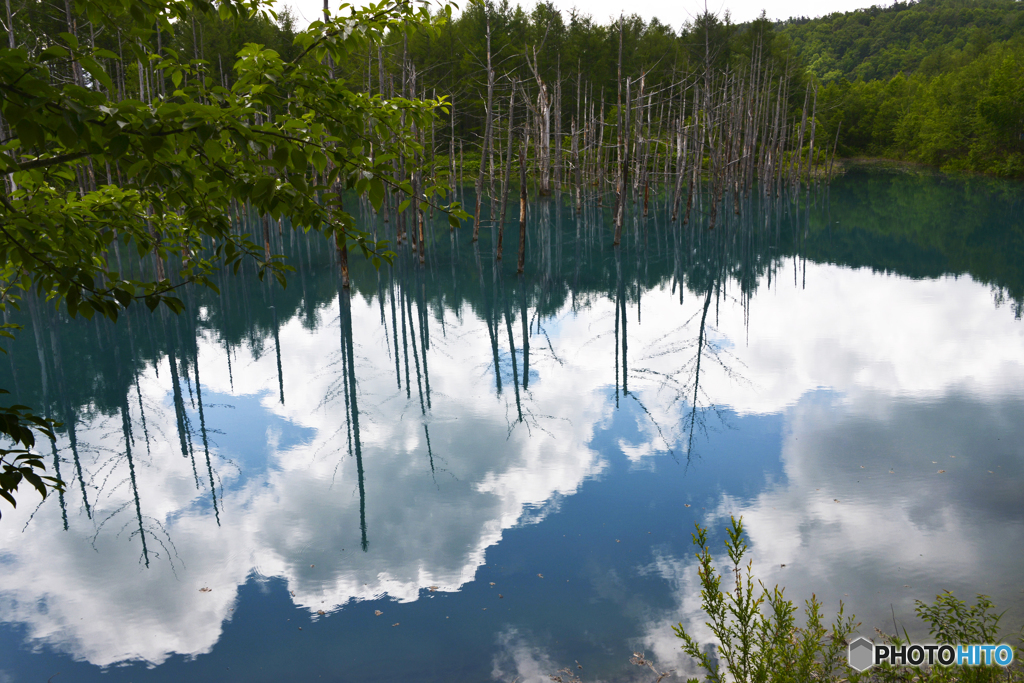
472;18;494;241
517;135;528;274
807;84;818;182
554;60;562;195
378;44;390;224
5;0;14;48
795;83;809;187
497;80;516;260
828;120;841;179
527;46;551;196
614;77;631;246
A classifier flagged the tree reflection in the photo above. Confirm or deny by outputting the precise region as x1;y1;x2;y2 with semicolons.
4;171;1022;553
338;281;367;553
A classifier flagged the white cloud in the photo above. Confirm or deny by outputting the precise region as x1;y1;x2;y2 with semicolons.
2;261;1022;670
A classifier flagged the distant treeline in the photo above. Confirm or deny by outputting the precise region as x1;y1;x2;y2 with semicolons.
6;0;1022;180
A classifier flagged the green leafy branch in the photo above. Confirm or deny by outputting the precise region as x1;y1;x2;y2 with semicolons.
673;516;859;683
0;395;64;518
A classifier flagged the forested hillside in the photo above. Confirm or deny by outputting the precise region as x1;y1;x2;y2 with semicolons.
781;0;1024;175
782;0;1024;82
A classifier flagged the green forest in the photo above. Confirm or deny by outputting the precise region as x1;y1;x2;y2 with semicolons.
6;0;1020;179
131;0;1024;177
785;0;1024;175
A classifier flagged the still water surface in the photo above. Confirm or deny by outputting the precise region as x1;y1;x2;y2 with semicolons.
1;167;1023;682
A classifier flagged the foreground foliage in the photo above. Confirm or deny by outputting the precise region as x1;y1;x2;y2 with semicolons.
674;518;1023;683
0;0;458;514
673;517;857;683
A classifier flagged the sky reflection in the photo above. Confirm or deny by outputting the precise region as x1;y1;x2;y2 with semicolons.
1;174;1023;681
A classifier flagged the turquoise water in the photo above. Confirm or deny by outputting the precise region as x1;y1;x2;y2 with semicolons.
1;168;1022;682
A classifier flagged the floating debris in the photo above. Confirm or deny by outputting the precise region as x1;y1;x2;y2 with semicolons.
199;587;211;592
537;573;544;579
374;610;383;616
317;610;326;616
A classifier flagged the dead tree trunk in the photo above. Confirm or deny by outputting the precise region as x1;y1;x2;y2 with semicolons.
527;46;551;196
807;84;818;183
795;83;809;187
518;135;528;274
472;18;494;241
497;80;516;261
553;61;562;195
614;76;631;246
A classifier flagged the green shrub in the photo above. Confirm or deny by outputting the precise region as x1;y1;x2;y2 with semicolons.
672;516;857;683
673;517;1023;683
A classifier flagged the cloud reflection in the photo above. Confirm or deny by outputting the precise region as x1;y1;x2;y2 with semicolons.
638;388;1024;673
1;260;1023;673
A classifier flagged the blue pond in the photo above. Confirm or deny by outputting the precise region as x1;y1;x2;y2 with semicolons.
1;167;1023;682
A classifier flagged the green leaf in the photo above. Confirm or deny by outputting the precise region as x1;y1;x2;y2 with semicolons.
59;32;79;50
311;152;328;174
163;297;184;315
57;124;78;149
112;288;133;307
272;145;290;170
40;45;70;61
108;135;130;160
253;177;276;199
368;177;384;211
79;55;114;92
289;147;308;170
203;139;225;162
15;120;42;148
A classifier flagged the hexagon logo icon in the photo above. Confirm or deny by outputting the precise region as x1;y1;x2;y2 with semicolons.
848;636;875;672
